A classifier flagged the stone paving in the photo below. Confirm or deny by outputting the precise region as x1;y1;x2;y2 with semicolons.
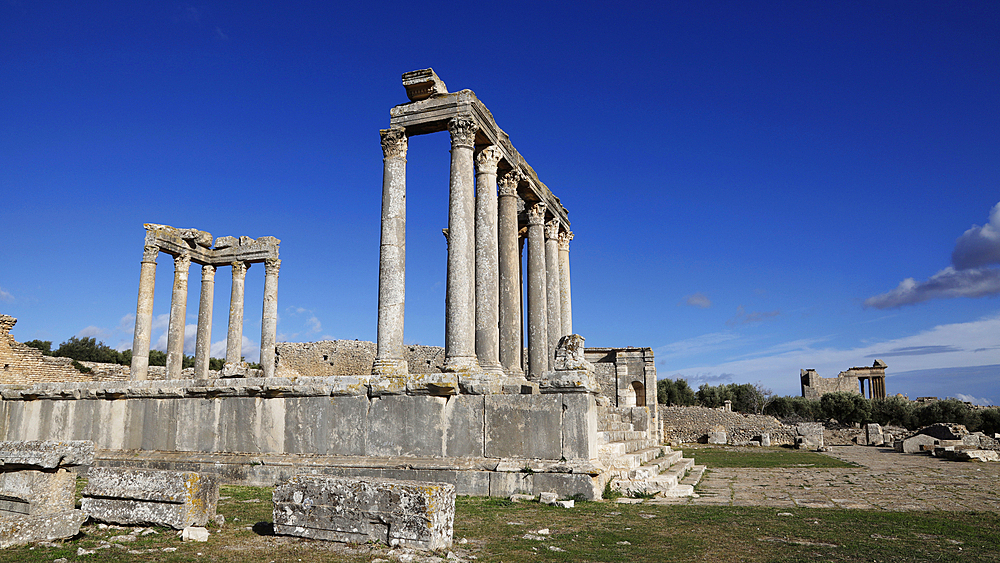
649;445;1000;511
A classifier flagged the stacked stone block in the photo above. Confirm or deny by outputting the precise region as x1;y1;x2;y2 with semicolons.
81;467;218;529
0;440;94;547
273;475;455;550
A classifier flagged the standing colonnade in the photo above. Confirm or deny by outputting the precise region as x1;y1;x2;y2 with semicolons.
374;69;574;389
130;224;281;380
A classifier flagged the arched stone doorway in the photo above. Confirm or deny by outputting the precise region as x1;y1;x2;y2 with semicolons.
631;380;646;407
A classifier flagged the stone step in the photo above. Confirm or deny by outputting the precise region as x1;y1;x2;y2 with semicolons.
609;453;698;498
601;445;665;471
598;421;633;432
598;430;647;443
680;464;706;489
627;449;682;479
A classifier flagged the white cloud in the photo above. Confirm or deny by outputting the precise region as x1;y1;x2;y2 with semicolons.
77;326;111;340
668;312;1000;396
954;393;993;406
0;287;13;302
863;267;1000;309
656;331;744;361
209;335;260;363
726;305;780;327
117;314;136;333
952;201;1000;270
681;292;712;308
307;315;322;333
867;202;1000;308
151;313;170;332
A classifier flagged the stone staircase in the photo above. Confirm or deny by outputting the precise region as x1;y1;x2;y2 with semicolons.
598;407;704;498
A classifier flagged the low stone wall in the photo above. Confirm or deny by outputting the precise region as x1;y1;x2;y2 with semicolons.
0;378;603;499
275;340;445;377
659;405;797;445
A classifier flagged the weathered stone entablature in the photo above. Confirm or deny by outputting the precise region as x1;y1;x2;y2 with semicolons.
130;223;281;382
374;69;578;394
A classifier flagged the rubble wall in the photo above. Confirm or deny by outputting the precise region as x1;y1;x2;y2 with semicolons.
275;341;445;377
660;405;797;445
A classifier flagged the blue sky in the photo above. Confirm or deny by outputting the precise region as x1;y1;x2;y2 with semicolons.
2;2;998;402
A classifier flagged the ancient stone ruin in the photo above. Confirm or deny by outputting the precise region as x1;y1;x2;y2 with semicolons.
0;440;93;547
801;359;887;400
129;223;281;380
0;69;691;502
81;467;219;529
273;475;455;550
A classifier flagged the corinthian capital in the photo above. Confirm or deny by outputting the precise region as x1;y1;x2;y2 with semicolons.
380;127;408;160
558;230;574;251
173;252;191;271
265;258;281;276
544;220;561;241
231;261;249;277
142;245;160;263
527;202;546;226
498;169;523;197
448;116;478;148
475;146;503;175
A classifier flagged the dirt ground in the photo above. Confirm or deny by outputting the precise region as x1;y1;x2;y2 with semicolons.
651;445;1000;511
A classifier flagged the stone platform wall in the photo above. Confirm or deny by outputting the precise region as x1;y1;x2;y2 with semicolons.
660;405;797;445
0;377;603;499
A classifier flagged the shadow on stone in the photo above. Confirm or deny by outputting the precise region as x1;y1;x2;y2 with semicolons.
252;521;275;536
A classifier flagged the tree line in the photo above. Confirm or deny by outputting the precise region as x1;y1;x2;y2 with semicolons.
657;377;1000;436
24;336;230;371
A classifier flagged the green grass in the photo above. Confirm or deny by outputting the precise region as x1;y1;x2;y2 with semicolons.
685;445;859;468
3;483;997;562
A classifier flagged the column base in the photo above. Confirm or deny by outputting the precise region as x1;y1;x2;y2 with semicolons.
372;358;409;377
442;355;482;375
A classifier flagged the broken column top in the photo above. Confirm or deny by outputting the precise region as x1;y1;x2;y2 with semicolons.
0;441;95;469
402;68;448;102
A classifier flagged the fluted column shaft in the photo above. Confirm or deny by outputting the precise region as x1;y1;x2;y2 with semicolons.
260;258;280;377
558;231;573;336
130;245;159;380
374;127;409;376
166;252;191;379
498;171;524;377
526;203;548;380
544;221;562;370
226;261;248;365
474;146;503;375
443;116;481;373
194;264;216;379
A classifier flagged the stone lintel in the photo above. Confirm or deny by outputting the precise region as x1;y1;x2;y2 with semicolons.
389;90;570;230
144;224;280;266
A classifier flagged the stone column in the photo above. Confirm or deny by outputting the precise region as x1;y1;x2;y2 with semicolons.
474;146;503;376
130;244;159;380
165;252;191;379
193;264;216;379
558;231;573;336
498;170;524;377
259;258;280;378
526;203;548;380
373;127;409;377
226;261;249;366
544;220;562;370
443;116;481;375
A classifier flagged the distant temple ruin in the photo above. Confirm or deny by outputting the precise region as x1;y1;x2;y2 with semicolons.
801;359;887;400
